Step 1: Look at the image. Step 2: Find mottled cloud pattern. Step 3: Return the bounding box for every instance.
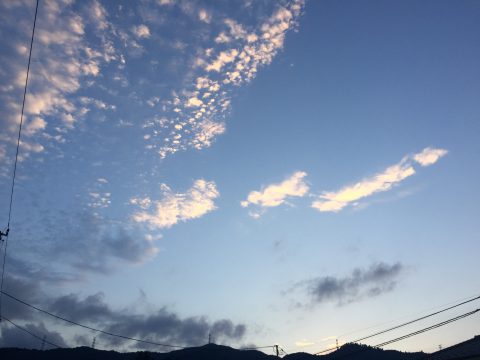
[146,0,305,158]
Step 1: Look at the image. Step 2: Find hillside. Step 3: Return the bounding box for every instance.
[0,342,425,360]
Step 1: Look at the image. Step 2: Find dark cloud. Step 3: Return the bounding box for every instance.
[1,275,44,321]
[18,210,158,274]
[48,293,113,323]
[303,262,404,306]
[46,292,246,350]
[103,310,246,350]
[0,321,67,349]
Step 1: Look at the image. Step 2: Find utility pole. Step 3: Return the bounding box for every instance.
[41,335,46,351]
[208,333,211,344]
[336,339,339,350]
[274,345,279,357]
[92,336,96,349]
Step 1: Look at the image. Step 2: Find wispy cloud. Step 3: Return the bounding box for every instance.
[241,171,309,217]
[312,147,447,213]
[132,179,219,229]
[295,339,316,347]
[297,262,404,306]
[413,147,448,167]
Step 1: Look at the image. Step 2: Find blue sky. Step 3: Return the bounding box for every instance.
[0,0,479,354]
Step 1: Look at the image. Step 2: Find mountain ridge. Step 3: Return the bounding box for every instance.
[0,342,426,360]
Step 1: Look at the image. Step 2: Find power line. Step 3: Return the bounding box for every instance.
[0,315,63,349]
[0,290,186,349]
[352,295,480,343]
[320,309,479,359]
[241,345,276,350]
[0,0,39,322]
[373,309,479,348]
[0,290,283,353]
[314,294,480,355]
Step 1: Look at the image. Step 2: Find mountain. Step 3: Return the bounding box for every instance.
[0,342,425,360]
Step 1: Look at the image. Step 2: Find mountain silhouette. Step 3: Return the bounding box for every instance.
[0,342,425,360]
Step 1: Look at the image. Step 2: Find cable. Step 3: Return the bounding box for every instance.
[1,290,284,352]
[321,309,479,359]
[352,295,480,344]
[0,290,186,349]
[373,309,479,348]
[0,0,39,321]
[0,315,63,349]
[241,345,275,350]
[314,294,480,355]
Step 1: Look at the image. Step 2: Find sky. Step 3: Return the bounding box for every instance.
[0,0,479,355]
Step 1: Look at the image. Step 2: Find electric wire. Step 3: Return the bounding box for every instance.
[0,315,63,349]
[352,295,480,344]
[0,0,39,322]
[320,309,479,359]
[314,294,480,355]
[241,345,275,350]
[0,290,185,349]
[373,309,479,348]
[0,290,283,352]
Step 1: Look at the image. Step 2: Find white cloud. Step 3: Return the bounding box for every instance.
[198,9,211,24]
[186,96,203,107]
[205,49,239,72]
[295,340,315,347]
[133,24,151,38]
[413,147,448,167]
[143,0,305,159]
[132,179,219,229]
[90,0,108,30]
[312,161,415,213]
[242,171,309,212]
[191,119,226,149]
[24,116,47,136]
[312,147,448,213]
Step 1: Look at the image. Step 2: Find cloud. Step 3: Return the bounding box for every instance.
[133,24,151,39]
[46,292,246,350]
[413,147,448,167]
[312,147,447,213]
[295,340,316,347]
[24,116,47,136]
[147,0,305,159]
[241,172,309,216]
[205,49,239,72]
[312,161,415,213]
[104,311,246,349]
[132,179,219,229]
[198,9,211,24]
[0,0,121,160]
[301,262,404,306]
[1,289,246,350]
[0,321,67,349]
[19,210,161,274]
